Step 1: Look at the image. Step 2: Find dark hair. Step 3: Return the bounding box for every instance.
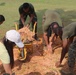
[46,22,59,36]
[0,15,5,22]
[50,22,63,40]
[50,22,59,28]
[2,36,15,68]
[23,3,29,9]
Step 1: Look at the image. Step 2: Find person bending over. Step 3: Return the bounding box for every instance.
[42,10,62,53]
[18,2,38,40]
[0,30,24,75]
[56,22,76,75]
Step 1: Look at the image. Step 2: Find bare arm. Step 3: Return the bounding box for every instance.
[43,32,55,46]
[60,39,68,63]
[55,38,73,67]
[60,37,73,63]
[49,33,55,43]
[28,14,34,24]
[43,32,49,46]
[20,14,25,26]
[55,38,68,67]
[3,64,12,75]
[43,32,56,53]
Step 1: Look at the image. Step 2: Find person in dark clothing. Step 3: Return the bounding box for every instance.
[0,15,5,25]
[18,2,38,40]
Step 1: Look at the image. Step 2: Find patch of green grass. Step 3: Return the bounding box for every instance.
[0,0,76,39]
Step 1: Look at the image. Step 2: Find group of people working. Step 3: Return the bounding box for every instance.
[0,2,76,75]
[43,9,76,75]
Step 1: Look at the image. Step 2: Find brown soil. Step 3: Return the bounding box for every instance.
[0,37,76,75]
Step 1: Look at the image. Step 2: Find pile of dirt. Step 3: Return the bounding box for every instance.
[0,37,76,75]
[18,26,35,42]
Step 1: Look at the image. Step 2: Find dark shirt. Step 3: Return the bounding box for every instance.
[19,3,36,17]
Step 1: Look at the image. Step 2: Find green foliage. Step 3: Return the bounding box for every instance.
[0,0,76,39]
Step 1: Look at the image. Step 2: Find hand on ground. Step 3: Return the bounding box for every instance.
[55,61,61,68]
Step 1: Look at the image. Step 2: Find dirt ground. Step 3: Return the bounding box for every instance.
[0,37,76,75]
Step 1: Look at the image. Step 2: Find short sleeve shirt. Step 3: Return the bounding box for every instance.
[0,42,10,64]
[62,22,76,39]
[42,10,62,32]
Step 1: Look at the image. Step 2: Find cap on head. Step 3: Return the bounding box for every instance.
[6,30,24,48]
[23,3,29,9]
[0,15,5,22]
